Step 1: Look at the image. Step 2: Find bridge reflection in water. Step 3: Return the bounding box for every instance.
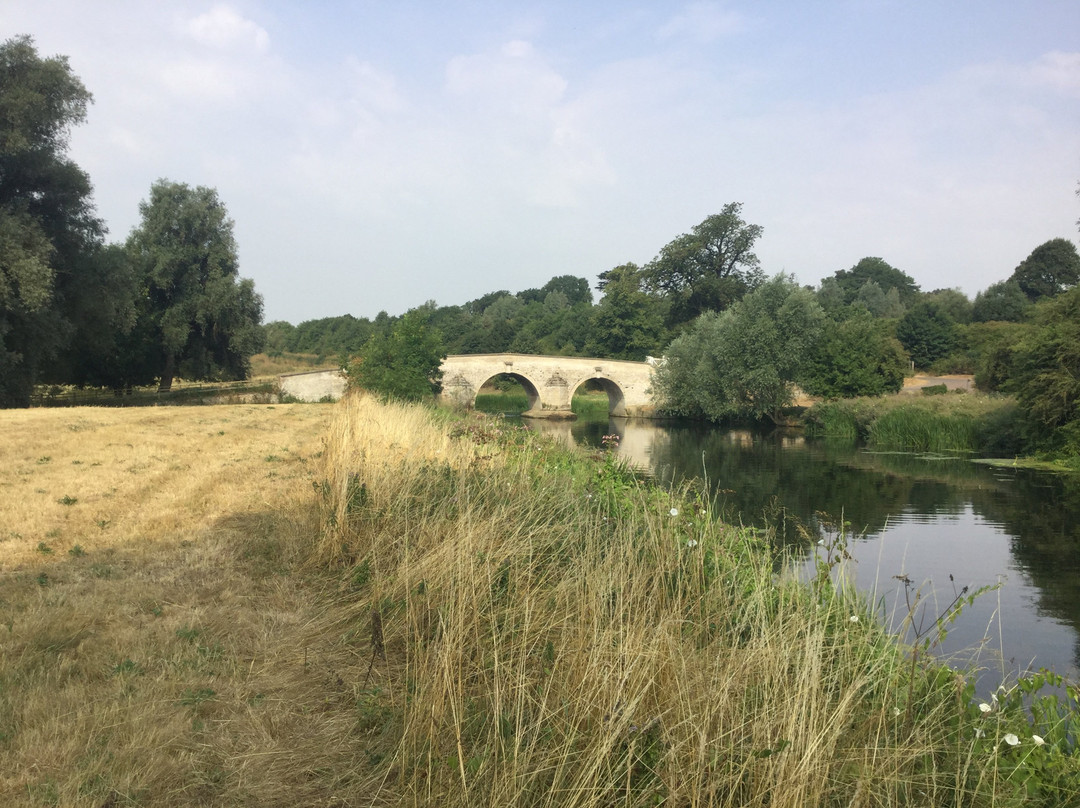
[523,416,673,472]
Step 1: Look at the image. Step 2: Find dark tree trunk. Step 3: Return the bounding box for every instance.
[158,353,176,392]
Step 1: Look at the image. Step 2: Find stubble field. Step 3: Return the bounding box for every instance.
[0,404,351,805]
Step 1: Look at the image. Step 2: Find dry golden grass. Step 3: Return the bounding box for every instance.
[247,352,329,379]
[1,405,327,567]
[0,403,344,805]
[1,395,1075,806]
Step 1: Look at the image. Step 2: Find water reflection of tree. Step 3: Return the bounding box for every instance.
[650,427,920,541]
[546,416,1080,670]
[968,471,1080,669]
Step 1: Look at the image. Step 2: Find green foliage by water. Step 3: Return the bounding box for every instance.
[473,390,529,414]
[896,301,960,369]
[653,274,824,422]
[1007,286,1080,457]
[804,395,1023,454]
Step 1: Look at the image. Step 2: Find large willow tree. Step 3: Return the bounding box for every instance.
[127,180,264,391]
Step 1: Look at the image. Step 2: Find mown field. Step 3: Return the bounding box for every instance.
[2,397,1077,806]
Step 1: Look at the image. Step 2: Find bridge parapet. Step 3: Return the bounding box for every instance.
[439,353,657,418]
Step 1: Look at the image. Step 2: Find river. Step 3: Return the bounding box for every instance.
[523,414,1080,690]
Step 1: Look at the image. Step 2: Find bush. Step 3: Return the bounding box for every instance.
[344,310,445,401]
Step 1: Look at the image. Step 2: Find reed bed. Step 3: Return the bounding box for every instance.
[805,395,1022,455]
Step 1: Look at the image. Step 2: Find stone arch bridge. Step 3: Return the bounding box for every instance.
[439,353,657,418]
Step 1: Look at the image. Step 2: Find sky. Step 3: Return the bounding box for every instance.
[5,1,1080,324]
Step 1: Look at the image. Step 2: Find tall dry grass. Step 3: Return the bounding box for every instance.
[2,396,1074,806]
[312,394,1062,806]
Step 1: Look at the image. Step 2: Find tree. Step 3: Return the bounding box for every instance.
[972,278,1030,323]
[922,288,973,324]
[895,301,959,368]
[0,36,113,405]
[519,275,593,307]
[643,203,765,327]
[967,321,1028,391]
[44,243,143,389]
[800,308,906,399]
[852,280,905,319]
[585,263,668,360]
[826,257,919,306]
[1008,286,1080,451]
[127,180,264,391]
[345,309,445,401]
[1010,238,1080,302]
[651,275,824,423]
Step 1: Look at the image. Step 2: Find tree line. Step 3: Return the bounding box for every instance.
[288,197,1080,458]
[6,33,1080,459]
[0,36,264,407]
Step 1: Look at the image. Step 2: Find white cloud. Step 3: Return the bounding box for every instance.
[183,5,269,53]
[1018,50,1080,96]
[344,57,406,114]
[445,40,568,110]
[657,1,745,43]
[159,57,239,101]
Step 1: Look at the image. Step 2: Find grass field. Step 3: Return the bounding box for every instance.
[2,397,1077,806]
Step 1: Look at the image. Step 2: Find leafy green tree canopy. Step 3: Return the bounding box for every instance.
[345,309,445,401]
[127,180,264,391]
[585,263,668,360]
[0,35,108,405]
[922,288,973,325]
[852,280,905,319]
[652,274,824,423]
[1010,238,1080,302]
[519,275,593,307]
[972,278,1030,323]
[800,308,906,399]
[1008,286,1080,451]
[895,301,959,369]
[826,257,920,306]
[643,203,765,327]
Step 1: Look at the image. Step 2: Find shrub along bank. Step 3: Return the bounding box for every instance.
[313,393,1079,806]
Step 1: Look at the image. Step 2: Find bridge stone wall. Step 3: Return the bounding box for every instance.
[439,353,657,418]
[278,368,347,402]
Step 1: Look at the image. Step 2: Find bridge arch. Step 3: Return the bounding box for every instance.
[568,375,627,418]
[477,371,542,413]
[439,353,657,419]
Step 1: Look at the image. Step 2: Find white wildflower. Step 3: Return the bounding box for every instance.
[848,615,859,623]
[979,703,992,714]
[892,707,901,717]
[686,539,698,549]
[975,728,985,738]
[1003,733,1020,747]
[669,507,679,517]
[1032,734,1045,746]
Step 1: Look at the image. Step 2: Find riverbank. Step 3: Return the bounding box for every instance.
[2,397,1077,805]
[803,392,1028,456]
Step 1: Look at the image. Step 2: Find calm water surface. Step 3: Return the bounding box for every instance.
[526,416,1080,687]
